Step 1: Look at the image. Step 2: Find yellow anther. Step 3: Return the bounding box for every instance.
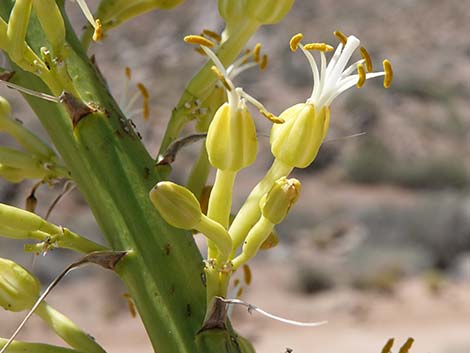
[383,59,393,88]
[125,67,132,80]
[260,109,284,124]
[183,35,214,48]
[92,19,103,42]
[289,33,304,51]
[356,63,366,88]
[243,264,252,285]
[137,83,150,120]
[202,29,221,42]
[236,287,244,298]
[334,30,348,45]
[233,279,240,287]
[260,54,268,70]
[303,43,334,52]
[210,66,232,91]
[253,43,262,63]
[360,47,373,72]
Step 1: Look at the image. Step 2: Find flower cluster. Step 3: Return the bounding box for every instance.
[149,31,393,302]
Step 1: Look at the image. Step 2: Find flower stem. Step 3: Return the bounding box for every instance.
[229,158,293,254]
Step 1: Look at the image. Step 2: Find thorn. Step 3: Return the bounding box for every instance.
[59,92,96,129]
[0,70,15,82]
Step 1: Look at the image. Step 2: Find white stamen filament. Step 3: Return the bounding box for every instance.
[75,0,97,29]
[323,71,385,107]
[228,51,253,74]
[341,59,366,78]
[200,45,240,105]
[201,46,230,85]
[325,42,343,77]
[292,33,387,108]
[324,36,360,91]
[299,44,320,103]
[318,51,327,99]
[229,62,258,79]
[236,87,269,113]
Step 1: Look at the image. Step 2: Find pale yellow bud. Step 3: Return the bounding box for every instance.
[218,0,247,27]
[206,102,258,171]
[260,177,301,224]
[0,257,40,312]
[219,0,294,26]
[244,0,294,24]
[270,103,330,168]
[149,181,202,230]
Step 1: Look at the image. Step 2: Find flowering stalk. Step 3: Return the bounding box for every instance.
[0,1,252,351]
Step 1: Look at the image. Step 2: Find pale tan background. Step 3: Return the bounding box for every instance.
[1,0,469,352]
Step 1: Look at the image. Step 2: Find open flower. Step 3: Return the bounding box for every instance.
[270,31,393,169]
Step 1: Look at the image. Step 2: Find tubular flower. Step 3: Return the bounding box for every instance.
[271,32,393,169]
[183,35,278,172]
[184,35,279,232]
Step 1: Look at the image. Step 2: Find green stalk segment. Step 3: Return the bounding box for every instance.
[0,1,247,351]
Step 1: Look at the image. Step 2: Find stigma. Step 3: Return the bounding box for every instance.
[290,31,393,108]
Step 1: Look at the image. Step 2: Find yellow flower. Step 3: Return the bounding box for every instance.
[270,32,393,168]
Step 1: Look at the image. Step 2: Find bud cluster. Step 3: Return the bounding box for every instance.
[0,97,68,183]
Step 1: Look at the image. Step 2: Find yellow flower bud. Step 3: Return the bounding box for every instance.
[0,202,60,235]
[206,102,258,171]
[219,0,293,26]
[0,257,40,312]
[244,0,294,24]
[270,103,329,168]
[260,177,301,224]
[218,0,246,27]
[149,181,202,230]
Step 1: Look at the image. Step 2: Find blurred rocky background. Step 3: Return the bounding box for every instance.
[1,0,469,352]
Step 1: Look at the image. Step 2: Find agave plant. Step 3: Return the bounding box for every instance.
[0,1,393,352]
